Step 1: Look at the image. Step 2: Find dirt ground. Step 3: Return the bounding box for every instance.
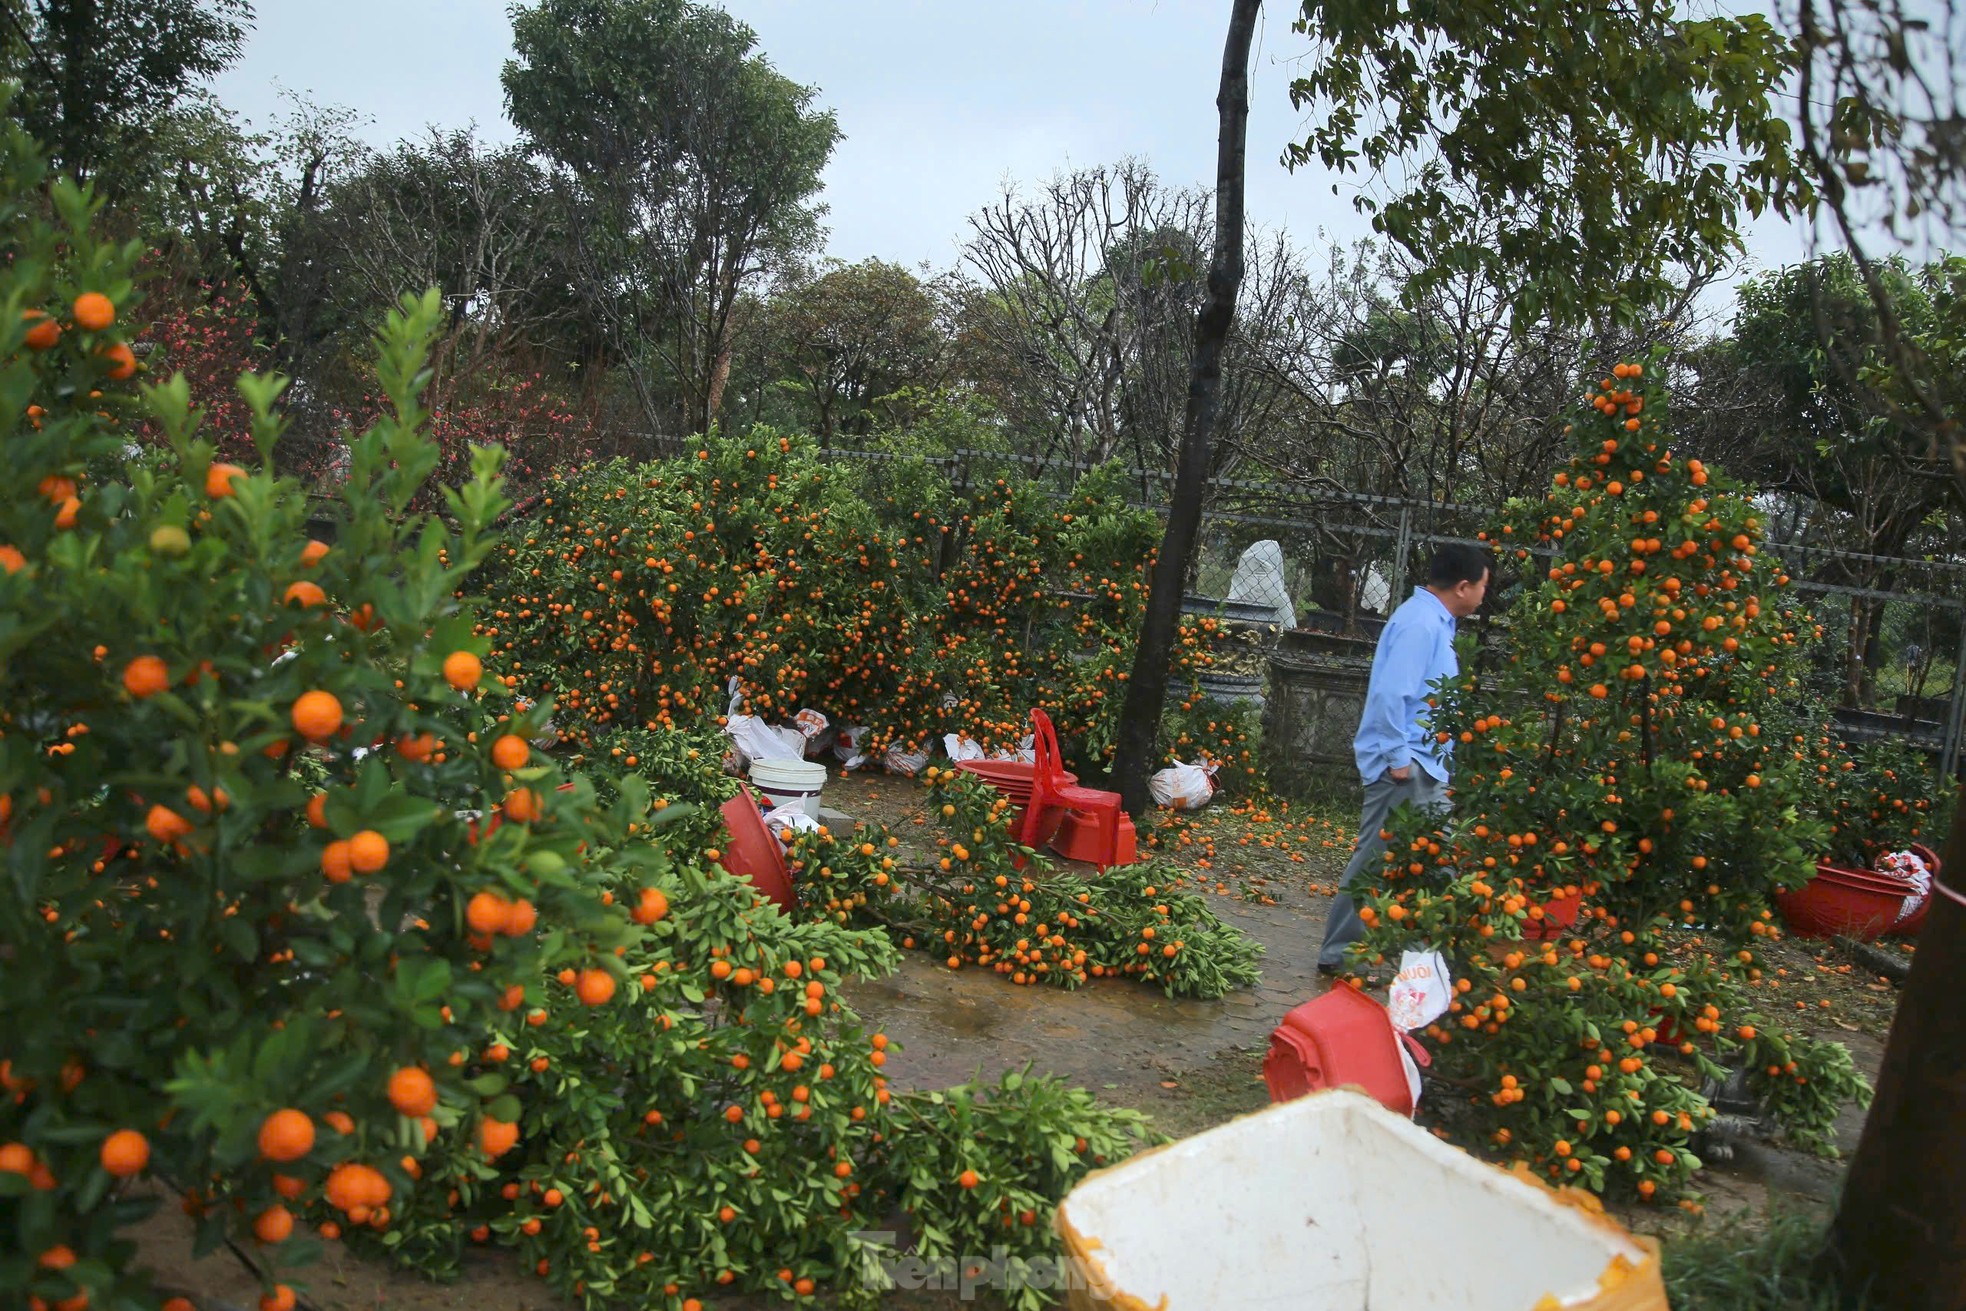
[142,767,1909,1310]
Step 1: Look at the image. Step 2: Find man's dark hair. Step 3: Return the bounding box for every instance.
[1428,543,1490,587]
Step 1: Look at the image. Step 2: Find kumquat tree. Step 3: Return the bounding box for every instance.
[475,449,1258,783]
[1342,356,1871,1203]
[0,114,1164,1311]
[6,0,1949,1299]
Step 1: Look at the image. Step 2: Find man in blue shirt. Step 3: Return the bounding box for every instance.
[1318,544,1490,974]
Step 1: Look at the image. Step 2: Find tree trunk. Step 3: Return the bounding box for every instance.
[702,233,746,431]
[1111,0,1260,814]
[1844,595,1868,707]
[705,336,734,431]
[1819,787,1966,1307]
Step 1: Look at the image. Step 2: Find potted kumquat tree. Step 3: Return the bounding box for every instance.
[1344,355,1869,1203]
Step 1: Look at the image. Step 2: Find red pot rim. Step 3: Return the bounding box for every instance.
[1782,880,1909,910]
[1811,861,1918,893]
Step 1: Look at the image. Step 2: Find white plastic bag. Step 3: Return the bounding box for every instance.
[763,801,821,836]
[883,742,930,777]
[1149,760,1219,811]
[1397,1038,1425,1112]
[988,734,1037,764]
[1386,950,1450,1113]
[797,709,836,760]
[513,696,560,750]
[942,733,986,763]
[1386,950,1452,1033]
[834,725,870,771]
[726,715,805,772]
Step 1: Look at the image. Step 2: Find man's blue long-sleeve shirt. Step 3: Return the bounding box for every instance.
[1353,588,1458,784]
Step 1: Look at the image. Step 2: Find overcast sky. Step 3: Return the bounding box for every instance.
[214,0,1814,304]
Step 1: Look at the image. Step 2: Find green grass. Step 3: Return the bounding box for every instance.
[1661,1209,1867,1311]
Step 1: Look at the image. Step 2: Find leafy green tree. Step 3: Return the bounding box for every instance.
[1286,0,1807,328]
[1684,253,1958,703]
[0,0,252,195]
[503,0,839,441]
[766,259,948,440]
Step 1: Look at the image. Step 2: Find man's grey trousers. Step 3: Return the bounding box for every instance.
[1318,770,1451,970]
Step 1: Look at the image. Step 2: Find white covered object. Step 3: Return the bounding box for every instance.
[748,757,828,820]
[1226,539,1297,629]
[1361,562,1393,614]
[1149,761,1219,811]
[1057,1090,1661,1311]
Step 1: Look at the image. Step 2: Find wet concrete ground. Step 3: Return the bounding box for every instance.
[845,901,1318,1099]
[826,772,1334,1107]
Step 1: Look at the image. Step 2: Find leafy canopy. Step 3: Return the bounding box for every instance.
[0,0,253,192]
[1287,0,1809,328]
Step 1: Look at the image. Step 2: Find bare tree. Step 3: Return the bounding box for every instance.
[956,162,1311,480]
[329,128,570,380]
[1112,0,1262,813]
[957,161,1196,466]
[1788,0,1966,482]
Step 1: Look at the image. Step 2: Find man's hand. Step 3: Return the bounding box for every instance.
[1388,765,1412,783]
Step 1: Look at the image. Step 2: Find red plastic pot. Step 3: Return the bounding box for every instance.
[1265,984,1427,1118]
[716,785,796,913]
[1775,862,1910,942]
[1521,889,1584,942]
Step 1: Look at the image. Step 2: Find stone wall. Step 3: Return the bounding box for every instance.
[1261,631,1376,796]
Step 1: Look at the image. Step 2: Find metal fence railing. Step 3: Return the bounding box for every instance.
[812,446,1966,779]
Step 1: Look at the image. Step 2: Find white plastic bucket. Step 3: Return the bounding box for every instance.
[1056,1089,1664,1310]
[747,757,829,820]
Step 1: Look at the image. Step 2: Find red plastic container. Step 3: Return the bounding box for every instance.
[1775,862,1910,941]
[717,785,797,913]
[1520,889,1584,942]
[1264,984,1427,1118]
[1049,809,1138,869]
[956,758,1076,791]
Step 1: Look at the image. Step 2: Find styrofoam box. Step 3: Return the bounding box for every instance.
[1057,1089,1661,1310]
